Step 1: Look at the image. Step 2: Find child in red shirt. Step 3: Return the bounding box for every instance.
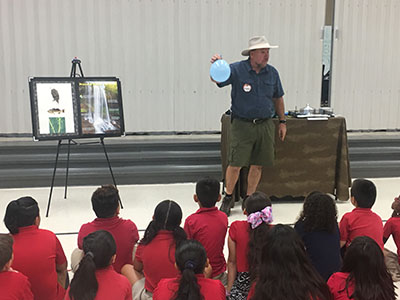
[121,200,187,299]
[153,239,225,300]
[383,195,400,281]
[66,230,132,300]
[0,233,33,300]
[4,196,67,300]
[227,192,273,299]
[328,236,395,300]
[339,179,384,251]
[73,185,139,273]
[184,178,228,283]
[248,225,331,300]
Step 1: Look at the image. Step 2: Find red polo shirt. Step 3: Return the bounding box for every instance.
[339,208,384,249]
[0,269,34,300]
[153,274,225,300]
[384,216,400,263]
[184,206,228,277]
[135,230,180,292]
[229,221,250,272]
[327,272,354,300]
[11,225,67,300]
[78,216,139,273]
[65,265,132,300]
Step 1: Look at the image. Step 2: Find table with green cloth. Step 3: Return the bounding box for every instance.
[220,114,351,201]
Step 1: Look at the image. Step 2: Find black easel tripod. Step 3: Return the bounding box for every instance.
[46,58,122,217]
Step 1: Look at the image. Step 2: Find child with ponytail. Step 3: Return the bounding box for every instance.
[3,196,67,300]
[122,200,187,299]
[227,192,273,299]
[153,239,225,300]
[66,230,132,300]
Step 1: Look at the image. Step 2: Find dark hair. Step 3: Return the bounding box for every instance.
[351,179,377,208]
[4,197,40,234]
[140,200,187,246]
[195,177,220,208]
[250,224,332,300]
[69,230,116,300]
[0,234,13,270]
[91,185,120,218]
[245,192,272,282]
[341,236,396,300]
[299,192,338,233]
[173,240,207,300]
[391,198,400,217]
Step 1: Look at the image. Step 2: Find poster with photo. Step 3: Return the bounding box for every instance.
[35,82,76,135]
[79,81,122,135]
[29,77,124,140]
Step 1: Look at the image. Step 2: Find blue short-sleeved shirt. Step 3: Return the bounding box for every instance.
[218,59,284,119]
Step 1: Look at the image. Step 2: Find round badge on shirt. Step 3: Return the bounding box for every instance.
[243,83,252,93]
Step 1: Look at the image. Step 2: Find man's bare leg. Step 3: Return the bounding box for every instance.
[241,165,263,210]
[225,165,241,194]
[220,165,241,216]
[247,165,263,195]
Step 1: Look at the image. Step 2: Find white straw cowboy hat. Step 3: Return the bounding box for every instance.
[241,36,278,56]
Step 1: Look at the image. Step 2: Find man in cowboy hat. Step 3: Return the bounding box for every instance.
[211,35,287,216]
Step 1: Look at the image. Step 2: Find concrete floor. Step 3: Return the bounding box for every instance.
[0,178,399,294]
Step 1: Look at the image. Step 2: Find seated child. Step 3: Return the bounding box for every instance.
[3,196,68,300]
[227,192,273,299]
[295,191,341,280]
[339,179,384,251]
[184,177,228,283]
[153,239,225,300]
[66,230,132,300]
[383,195,400,281]
[328,236,396,300]
[73,184,139,273]
[0,233,33,300]
[248,224,331,300]
[121,200,187,299]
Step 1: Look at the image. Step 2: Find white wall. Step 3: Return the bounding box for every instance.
[0,0,325,134]
[331,0,400,130]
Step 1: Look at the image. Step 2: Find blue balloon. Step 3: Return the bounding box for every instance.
[210,59,231,82]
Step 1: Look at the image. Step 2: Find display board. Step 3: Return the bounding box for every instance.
[29,77,125,140]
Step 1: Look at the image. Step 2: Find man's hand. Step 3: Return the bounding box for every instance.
[210,54,222,63]
[278,123,287,141]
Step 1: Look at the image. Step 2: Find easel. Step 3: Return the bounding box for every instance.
[46,58,122,217]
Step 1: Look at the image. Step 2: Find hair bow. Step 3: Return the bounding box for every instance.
[247,206,273,229]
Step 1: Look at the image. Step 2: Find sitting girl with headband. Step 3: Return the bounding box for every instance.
[153,239,225,299]
[226,192,273,300]
[66,230,132,300]
[122,200,187,300]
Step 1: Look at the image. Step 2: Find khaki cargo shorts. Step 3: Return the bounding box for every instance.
[228,118,275,167]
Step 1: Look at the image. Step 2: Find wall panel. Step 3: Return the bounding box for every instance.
[331,0,400,130]
[0,0,325,134]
